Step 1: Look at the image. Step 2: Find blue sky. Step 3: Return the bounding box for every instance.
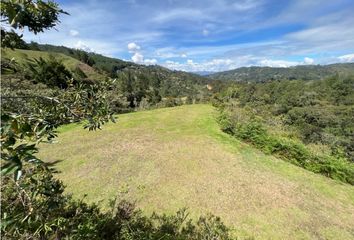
[21,0,354,72]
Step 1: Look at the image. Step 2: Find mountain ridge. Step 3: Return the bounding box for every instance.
[207,63,354,82]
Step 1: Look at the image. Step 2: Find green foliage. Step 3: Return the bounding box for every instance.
[1,76,115,179]
[2,46,211,109]
[73,66,88,80]
[160,97,184,108]
[1,57,20,74]
[31,43,211,103]
[217,107,354,185]
[1,29,29,49]
[26,56,72,88]
[28,41,41,51]
[220,76,354,161]
[216,76,354,185]
[73,49,95,66]
[209,64,354,82]
[1,48,108,82]
[0,0,67,34]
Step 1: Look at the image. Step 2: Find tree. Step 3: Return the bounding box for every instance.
[1,29,29,49]
[28,41,41,50]
[70,49,96,66]
[1,0,67,34]
[1,0,114,210]
[26,56,73,88]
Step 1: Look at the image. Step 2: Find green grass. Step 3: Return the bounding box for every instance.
[1,48,106,80]
[38,104,354,240]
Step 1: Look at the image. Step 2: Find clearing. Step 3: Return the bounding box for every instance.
[38,104,354,239]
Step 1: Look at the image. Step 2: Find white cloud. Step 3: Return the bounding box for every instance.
[232,0,263,11]
[163,57,239,72]
[338,53,354,63]
[144,58,158,65]
[131,52,144,63]
[74,41,94,52]
[155,47,189,59]
[166,60,178,64]
[128,42,157,65]
[162,56,319,72]
[69,29,79,37]
[304,57,314,64]
[202,29,209,36]
[259,59,299,67]
[127,42,141,52]
[152,8,207,23]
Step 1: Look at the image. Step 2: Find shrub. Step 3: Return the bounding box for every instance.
[217,107,354,185]
[26,56,72,89]
[73,66,88,80]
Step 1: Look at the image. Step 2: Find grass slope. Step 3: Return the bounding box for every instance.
[38,104,354,240]
[1,48,106,80]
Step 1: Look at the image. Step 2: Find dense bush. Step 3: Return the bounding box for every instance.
[217,106,354,185]
[216,76,354,162]
[26,56,72,89]
[1,29,29,49]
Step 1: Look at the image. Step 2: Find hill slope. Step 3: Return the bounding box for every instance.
[208,63,354,82]
[39,44,209,93]
[1,48,106,81]
[2,47,210,102]
[38,105,354,240]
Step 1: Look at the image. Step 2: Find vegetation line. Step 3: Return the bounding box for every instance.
[216,108,354,185]
[213,76,354,185]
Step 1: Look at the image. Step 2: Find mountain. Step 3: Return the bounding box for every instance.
[1,45,212,111]
[37,44,209,94]
[193,71,217,76]
[208,63,354,82]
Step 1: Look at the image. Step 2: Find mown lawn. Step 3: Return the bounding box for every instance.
[38,104,354,240]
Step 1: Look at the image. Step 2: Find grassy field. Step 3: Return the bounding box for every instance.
[1,48,105,80]
[38,104,354,239]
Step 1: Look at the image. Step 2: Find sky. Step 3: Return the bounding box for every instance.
[20,0,354,72]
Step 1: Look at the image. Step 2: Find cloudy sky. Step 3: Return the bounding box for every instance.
[21,0,354,72]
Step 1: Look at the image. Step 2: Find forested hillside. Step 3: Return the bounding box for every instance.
[213,75,354,184]
[1,46,211,112]
[208,63,354,82]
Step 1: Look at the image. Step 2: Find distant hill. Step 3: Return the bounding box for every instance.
[1,48,107,81]
[37,44,132,74]
[193,71,217,76]
[35,44,209,95]
[1,44,211,106]
[208,63,354,82]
